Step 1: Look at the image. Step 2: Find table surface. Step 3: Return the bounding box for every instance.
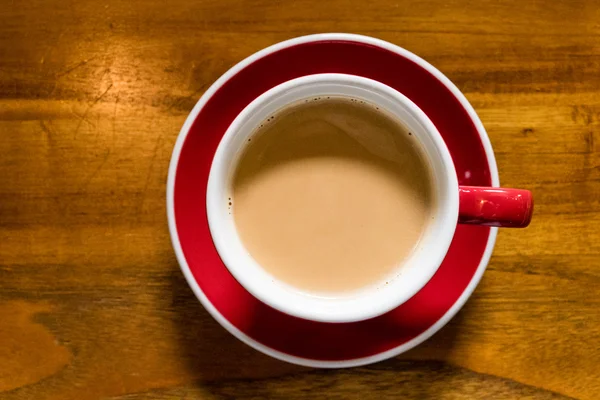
[1,0,599,399]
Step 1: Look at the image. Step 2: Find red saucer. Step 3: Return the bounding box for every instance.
[167,34,499,367]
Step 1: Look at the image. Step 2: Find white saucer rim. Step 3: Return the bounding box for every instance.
[166,33,499,368]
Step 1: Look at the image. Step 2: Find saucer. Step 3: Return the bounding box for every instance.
[167,34,499,368]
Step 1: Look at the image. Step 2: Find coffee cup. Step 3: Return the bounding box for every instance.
[206,73,532,323]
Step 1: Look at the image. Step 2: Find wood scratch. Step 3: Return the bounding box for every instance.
[39,120,61,149]
[39,120,54,140]
[112,91,120,147]
[46,80,58,100]
[73,83,113,139]
[40,30,65,72]
[79,150,111,193]
[137,134,163,219]
[55,55,98,77]
[586,131,595,153]
[70,109,96,130]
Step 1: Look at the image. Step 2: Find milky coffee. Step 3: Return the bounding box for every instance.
[232,97,433,294]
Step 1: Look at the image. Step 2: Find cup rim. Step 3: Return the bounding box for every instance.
[206,73,459,323]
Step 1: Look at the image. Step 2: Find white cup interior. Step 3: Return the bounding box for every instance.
[207,74,459,323]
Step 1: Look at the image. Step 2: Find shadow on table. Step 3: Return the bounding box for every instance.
[168,268,479,399]
[168,269,304,380]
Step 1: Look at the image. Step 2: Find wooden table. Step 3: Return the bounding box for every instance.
[1,0,599,399]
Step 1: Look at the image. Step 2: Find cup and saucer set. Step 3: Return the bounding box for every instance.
[167,34,533,368]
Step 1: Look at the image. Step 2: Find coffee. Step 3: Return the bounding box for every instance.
[231,97,433,294]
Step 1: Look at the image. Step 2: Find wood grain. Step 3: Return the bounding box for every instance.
[1,0,599,399]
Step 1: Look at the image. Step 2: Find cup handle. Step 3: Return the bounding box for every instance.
[458,186,533,228]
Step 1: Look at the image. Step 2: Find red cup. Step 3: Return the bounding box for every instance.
[204,73,533,324]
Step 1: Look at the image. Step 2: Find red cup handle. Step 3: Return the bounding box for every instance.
[458,186,533,228]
